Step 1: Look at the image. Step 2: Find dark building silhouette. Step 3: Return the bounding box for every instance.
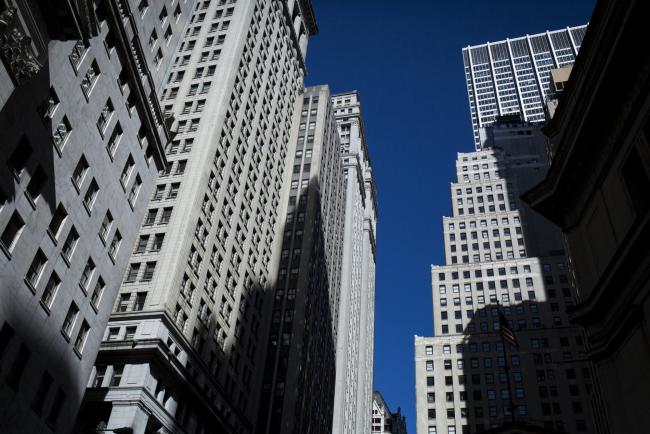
[523,0,650,432]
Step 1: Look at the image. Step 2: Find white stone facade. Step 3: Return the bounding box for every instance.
[0,0,184,432]
[78,1,317,433]
[415,122,597,434]
[331,91,377,434]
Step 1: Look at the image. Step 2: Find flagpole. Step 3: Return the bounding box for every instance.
[497,301,517,423]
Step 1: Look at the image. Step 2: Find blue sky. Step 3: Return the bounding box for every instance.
[304,1,596,432]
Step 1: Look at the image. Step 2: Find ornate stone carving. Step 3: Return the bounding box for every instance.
[0,7,41,83]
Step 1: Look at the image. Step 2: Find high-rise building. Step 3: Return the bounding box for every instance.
[415,118,597,434]
[523,0,650,432]
[0,0,187,432]
[256,84,345,434]
[372,390,408,434]
[76,1,317,433]
[463,25,588,148]
[331,91,378,434]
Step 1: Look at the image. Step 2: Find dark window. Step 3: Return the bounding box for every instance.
[1,211,25,252]
[26,166,48,199]
[31,371,53,414]
[7,136,32,176]
[46,388,66,429]
[0,322,15,361]
[6,343,30,390]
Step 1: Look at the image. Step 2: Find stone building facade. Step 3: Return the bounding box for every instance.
[0,0,184,432]
[76,1,317,433]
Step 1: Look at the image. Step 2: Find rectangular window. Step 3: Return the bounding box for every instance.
[73,321,90,354]
[97,98,114,134]
[110,365,124,386]
[61,303,79,337]
[81,60,100,96]
[128,175,142,206]
[52,116,72,152]
[40,272,60,310]
[79,258,95,291]
[120,155,135,186]
[46,388,66,429]
[108,230,122,259]
[134,292,146,311]
[7,136,33,177]
[31,371,53,415]
[1,211,24,252]
[48,204,68,239]
[83,179,100,211]
[69,40,88,70]
[71,155,89,189]
[99,211,113,241]
[168,183,180,199]
[106,123,123,157]
[160,207,172,224]
[125,264,140,283]
[90,277,105,309]
[25,249,47,289]
[152,233,164,251]
[26,166,48,200]
[5,343,30,390]
[142,262,156,281]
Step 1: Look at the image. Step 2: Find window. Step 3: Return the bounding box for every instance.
[134,292,146,311]
[7,136,33,177]
[90,277,105,309]
[26,166,47,200]
[48,204,68,239]
[40,272,60,310]
[79,258,95,291]
[0,322,15,361]
[108,230,122,259]
[168,183,180,199]
[106,123,123,157]
[120,155,135,186]
[160,207,172,224]
[72,155,89,189]
[129,175,142,206]
[46,388,66,429]
[142,262,156,281]
[125,264,140,282]
[37,87,60,120]
[81,61,100,96]
[25,249,47,289]
[83,179,100,211]
[117,294,130,312]
[5,343,30,390]
[93,366,106,387]
[1,211,24,252]
[74,321,90,354]
[152,234,164,251]
[97,99,114,133]
[31,371,53,414]
[61,303,79,337]
[99,211,113,241]
[110,365,124,386]
[135,235,148,253]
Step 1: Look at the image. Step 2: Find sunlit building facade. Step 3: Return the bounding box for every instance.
[463,25,587,148]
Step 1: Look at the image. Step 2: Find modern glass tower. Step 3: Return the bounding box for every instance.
[463,25,587,148]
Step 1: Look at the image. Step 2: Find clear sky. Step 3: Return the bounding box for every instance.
[304,0,596,432]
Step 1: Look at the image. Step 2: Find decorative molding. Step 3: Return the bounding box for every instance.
[0,6,41,84]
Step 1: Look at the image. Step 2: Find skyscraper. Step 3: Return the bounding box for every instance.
[415,118,597,434]
[463,25,587,148]
[256,84,345,434]
[0,0,188,432]
[77,1,317,433]
[331,91,378,434]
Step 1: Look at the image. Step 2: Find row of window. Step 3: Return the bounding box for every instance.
[0,323,67,429]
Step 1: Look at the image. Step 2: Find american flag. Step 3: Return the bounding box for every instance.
[499,311,519,350]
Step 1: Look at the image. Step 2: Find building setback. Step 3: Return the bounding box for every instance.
[415,119,598,434]
[256,84,345,434]
[331,91,378,434]
[372,390,408,434]
[463,25,587,149]
[76,0,317,433]
[523,0,650,432]
[0,0,185,432]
